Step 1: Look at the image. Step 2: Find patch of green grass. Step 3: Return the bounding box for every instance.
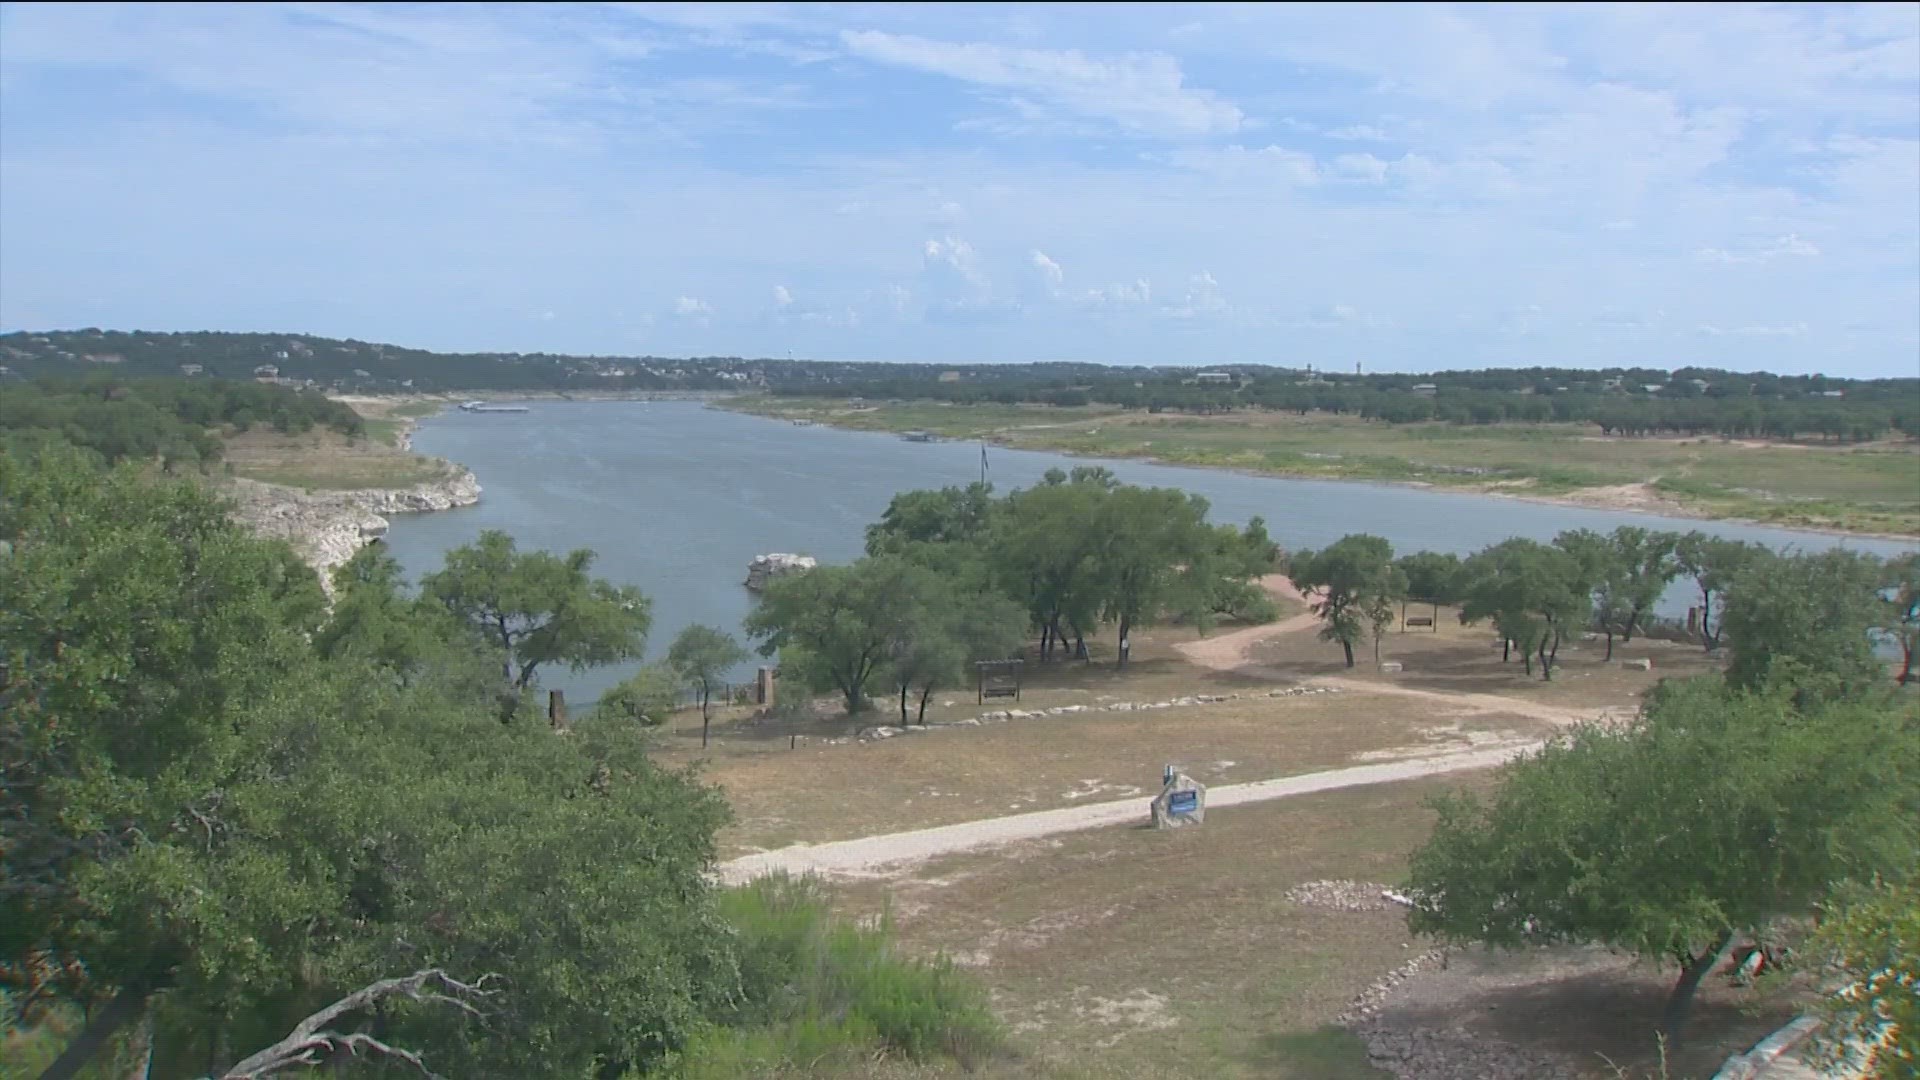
[1251,1028,1392,1078]
[656,875,1005,1079]
[227,455,452,490]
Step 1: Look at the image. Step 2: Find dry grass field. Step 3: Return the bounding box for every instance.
[819,778,1802,1080]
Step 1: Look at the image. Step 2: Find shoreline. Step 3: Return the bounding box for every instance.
[228,397,487,588]
[713,399,1919,544]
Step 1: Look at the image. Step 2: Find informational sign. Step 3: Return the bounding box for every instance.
[1168,789,1199,816]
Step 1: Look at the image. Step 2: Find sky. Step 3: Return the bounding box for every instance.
[1,3,1917,376]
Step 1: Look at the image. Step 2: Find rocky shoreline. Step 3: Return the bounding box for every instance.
[226,466,481,589]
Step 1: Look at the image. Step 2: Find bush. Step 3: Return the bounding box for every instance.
[593,664,681,726]
[655,875,1002,1077]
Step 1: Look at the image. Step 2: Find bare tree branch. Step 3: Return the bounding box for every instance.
[214,969,497,1080]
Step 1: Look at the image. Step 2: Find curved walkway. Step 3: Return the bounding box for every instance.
[718,743,1529,885]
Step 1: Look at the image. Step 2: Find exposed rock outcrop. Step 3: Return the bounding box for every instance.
[744,552,817,590]
[226,466,480,591]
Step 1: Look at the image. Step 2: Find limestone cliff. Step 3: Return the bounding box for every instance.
[227,466,481,591]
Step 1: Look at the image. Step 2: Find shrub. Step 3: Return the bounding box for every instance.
[655,875,1001,1077]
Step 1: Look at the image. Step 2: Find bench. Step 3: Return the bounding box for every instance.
[1404,616,1435,628]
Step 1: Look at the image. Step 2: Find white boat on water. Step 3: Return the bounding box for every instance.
[458,401,531,413]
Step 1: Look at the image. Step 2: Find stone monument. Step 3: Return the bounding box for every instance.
[1150,764,1206,829]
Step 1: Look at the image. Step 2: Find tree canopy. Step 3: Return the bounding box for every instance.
[668,624,751,745]
[421,529,651,691]
[1404,678,1920,1040]
[2,449,739,1079]
[1289,535,1406,668]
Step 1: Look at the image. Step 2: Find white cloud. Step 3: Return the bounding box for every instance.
[1327,124,1390,141]
[1694,234,1822,264]
[840,30,1243,137]
[1030,249,1064,289]
[1084,279,1153,309]
[1161,271,1227,319]
[773,284,793,307]
[1168,144,1319,184]
[1332,153,1390,183]
[673,296,712,317]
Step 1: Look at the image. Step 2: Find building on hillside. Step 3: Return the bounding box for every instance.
[1194,371,1235,385]
[253,364,280,381]
[1821,390,1844,398]
[1411,383,1438,397]
[179,363,203,376]
[938,370,962,383]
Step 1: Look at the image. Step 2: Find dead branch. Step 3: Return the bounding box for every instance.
[215,969,497,1080]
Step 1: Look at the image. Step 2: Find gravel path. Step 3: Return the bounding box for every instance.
[717,743,1530,885]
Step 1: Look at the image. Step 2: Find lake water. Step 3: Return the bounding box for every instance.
[383,401,1916,704]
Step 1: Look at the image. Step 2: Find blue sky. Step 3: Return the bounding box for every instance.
[2,3,1916,375]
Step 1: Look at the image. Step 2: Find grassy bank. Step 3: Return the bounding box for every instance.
[223,397,455,490]
[726,397,1920,537]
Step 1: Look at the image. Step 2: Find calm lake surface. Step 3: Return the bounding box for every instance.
[383,401,1917,704]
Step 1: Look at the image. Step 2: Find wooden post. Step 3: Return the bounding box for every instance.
[756,666,777,709]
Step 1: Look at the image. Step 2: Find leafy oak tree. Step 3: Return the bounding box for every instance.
[421,529,651,692]
[1404,679,1919,1043]
[4,452,739,1079]
[744,556,925,714]
[1721,548,1886,703]
[668,624,750,747]
[1289,535,1406,668]
[882,583,1029,725]
[1458,539,1590,680]
[1674,532,1761,651]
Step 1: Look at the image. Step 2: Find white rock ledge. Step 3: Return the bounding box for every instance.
[226,467,481,591]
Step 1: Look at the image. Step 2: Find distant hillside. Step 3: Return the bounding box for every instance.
[2,328,1914,441]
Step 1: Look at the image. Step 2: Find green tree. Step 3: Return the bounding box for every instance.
[592,664,681,727]
[1721,548,1885,702]
[987,474,1107,660]
[1674,532,1761,651]
[1290,535,1406,668]
[1090,485,1218,667]
[1879,553,1919,685]
[883,584,1029,725]
[1404,679,1919,1042]
[1804,875,1920,1079]
[421,529,651,691]
[668,624,751,747]
[316,545,470,683]
[1609,527,1681,642]
[1555,528,1631,661]
[744,556,922,714]
[3,452,739,1080]
[1458,539,1590,680]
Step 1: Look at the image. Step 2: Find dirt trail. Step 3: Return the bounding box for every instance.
[1174,574,1319,670]
[718,744,1530,885]
[1175,576,1610,727]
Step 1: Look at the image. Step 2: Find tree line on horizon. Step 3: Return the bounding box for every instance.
[5,328,1915,442]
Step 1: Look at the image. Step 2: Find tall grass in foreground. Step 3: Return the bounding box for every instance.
[655,874,1003,1079]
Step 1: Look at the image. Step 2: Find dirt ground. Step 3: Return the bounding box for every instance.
[1355,945,1809,1079]
[814,777,1808,1080]
[672,577,1716,856]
